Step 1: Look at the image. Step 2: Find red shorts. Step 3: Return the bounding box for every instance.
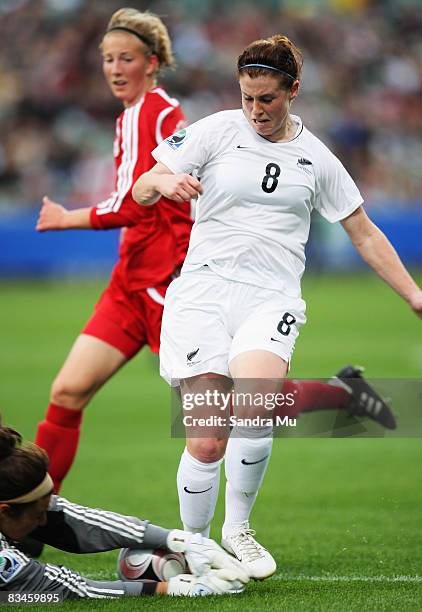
[82,275,171,359]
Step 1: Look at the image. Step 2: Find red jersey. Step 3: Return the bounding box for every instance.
[89,87,192,290]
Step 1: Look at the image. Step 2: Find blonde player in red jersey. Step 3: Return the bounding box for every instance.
[34,8,192,494]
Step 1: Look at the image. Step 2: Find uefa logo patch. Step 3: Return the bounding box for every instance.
[166,129,188,150]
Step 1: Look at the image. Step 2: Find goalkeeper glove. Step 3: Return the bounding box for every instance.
[167,568,245,596]
[167,529,249,583]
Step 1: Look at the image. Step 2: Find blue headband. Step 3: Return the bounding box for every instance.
[239,63,296,81]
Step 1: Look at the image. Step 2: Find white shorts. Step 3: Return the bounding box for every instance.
[160,268,306,386]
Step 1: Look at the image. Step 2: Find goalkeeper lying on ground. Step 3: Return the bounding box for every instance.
[0,422,248,598]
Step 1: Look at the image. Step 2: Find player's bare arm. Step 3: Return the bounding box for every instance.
[36,196,92,231]
[341,206,422,318]
[132,161,202,206]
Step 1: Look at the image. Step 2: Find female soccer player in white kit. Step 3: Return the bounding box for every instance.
[133,35,422,579]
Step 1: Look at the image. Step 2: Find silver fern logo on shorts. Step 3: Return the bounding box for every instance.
[186,348,200,366]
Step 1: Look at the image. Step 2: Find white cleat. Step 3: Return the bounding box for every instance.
[221,524,276,580]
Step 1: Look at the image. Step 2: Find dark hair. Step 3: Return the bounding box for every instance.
[0,424,49,510]
[238,35,303,90]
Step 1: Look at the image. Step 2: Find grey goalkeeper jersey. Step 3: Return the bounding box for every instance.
[0,496,170,599]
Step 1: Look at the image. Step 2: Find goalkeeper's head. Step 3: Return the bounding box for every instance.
[0,420,53,541]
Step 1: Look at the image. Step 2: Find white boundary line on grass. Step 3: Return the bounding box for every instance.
[89,570,422,584]
[273,574,422,583]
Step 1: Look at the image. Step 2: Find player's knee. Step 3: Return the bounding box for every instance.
[50,377,92,411]
[188,438,226,463]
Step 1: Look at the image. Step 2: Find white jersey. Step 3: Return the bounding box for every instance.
[152,109,363,297]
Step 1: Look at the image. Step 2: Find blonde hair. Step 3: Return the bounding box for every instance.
[104,8,174,72]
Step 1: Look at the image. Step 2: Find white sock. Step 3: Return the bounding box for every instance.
[222,426,273,539]
[177,447,222,537]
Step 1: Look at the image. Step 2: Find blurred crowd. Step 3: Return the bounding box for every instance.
[1,0,422,210]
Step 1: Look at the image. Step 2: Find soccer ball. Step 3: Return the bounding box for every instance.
[117,548,188,582]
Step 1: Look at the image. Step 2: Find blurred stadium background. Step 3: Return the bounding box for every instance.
[0,0,422,275]
[1,1,422,609]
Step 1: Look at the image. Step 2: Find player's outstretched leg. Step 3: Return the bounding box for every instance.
[35,334,128,492]
[271,371,396,430]
[332,365,397,430]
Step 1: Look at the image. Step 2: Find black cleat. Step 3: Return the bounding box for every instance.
[333,365,397,430]
[14,536,44,558]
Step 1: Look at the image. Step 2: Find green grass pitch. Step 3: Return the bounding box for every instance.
[1,273,422,611]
